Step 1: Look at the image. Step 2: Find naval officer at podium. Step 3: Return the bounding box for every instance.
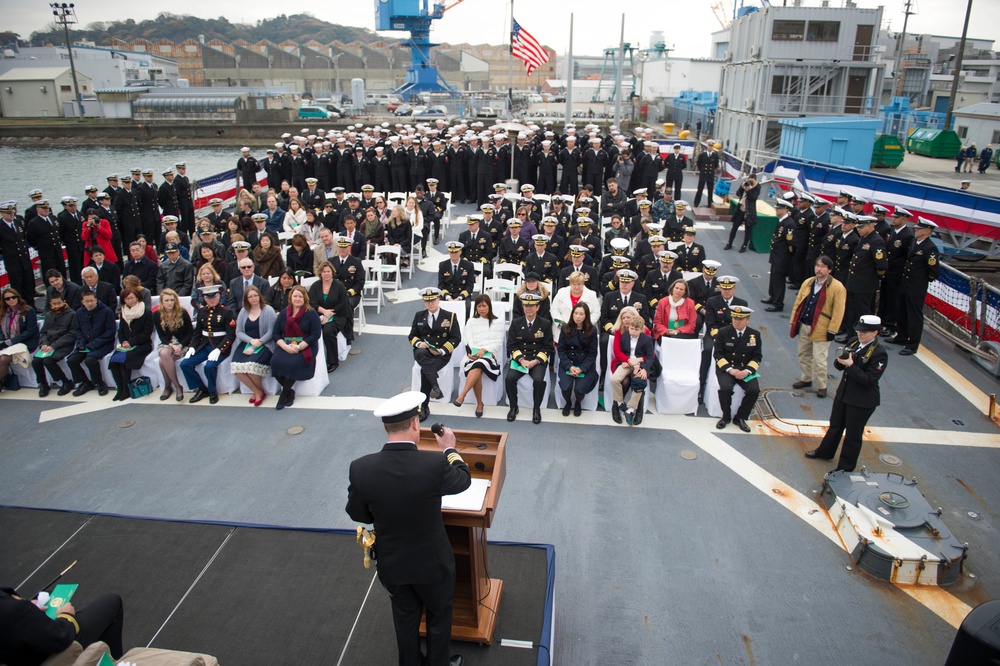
[347,391,471,666]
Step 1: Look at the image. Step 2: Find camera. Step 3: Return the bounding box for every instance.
[837,346,850,360]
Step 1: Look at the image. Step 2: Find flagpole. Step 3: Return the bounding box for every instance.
[613,13,625,128]
[508,0,514,122]
[565,13,573,126]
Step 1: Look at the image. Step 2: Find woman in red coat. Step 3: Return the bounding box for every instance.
[82,209,117,264]
[652,279,697,340]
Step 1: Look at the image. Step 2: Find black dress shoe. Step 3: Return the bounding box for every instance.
[506,406,518,422]
[38,383,50,398]
[804,449,833,460]
[72,382,93,397]
[189,388,208,404]
[724,243,733,250]
[532,408,542,424]
[760,298,773,304]
[57,382,74,396]
[899,348,917,356]
[418,405,429,422]
[886,335,907,345]
[716,418,729,429]
[611,401,622,423]
[765,305,783,312]
[96,382,109,396]
[562,401,572,417]
[327,363,339,373]
[429,384,444,400]
[450,655,464,666]
[734,418,752,433]
[284,389,295,408]
[738,246,747,253]
[209,392,219,405]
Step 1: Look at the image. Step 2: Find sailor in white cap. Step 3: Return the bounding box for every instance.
[0,199,35,298]
[713,305,761,432]
[806,314,888,472]
[345,390,469,666]
[560,134,581,195]
[698,274,747,402]
[504,292,554,424]
[408,287,461,420]
[438,242,474,301]
[892,217,940,355]
[237,146,259,193]
[663,142,686,200]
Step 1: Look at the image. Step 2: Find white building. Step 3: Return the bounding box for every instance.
[952,102,1000,150]
[712,4,885,162]
[0,66,93,118]
[0,45,178,89]
[638,57,724,100]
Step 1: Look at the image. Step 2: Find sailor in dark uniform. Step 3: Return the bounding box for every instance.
[693,142,720,208]
[237,147,260,193]
[525,235,559,286]
[880,207,915,336]
[762,199,797,312]
[206,198,231,233]
[57,196,85,285]
[674,226,707,272]
[599,237,632,277]
[601,268,649,333]
[641,250,683,310]
[558,135,581,195]
[174,163,196,235]
[891,218,940,356]
[687,259,721,308]
[25,199,66,281]
[567,216,601,265]
[137,169,160,244]
[713,305,761,432]
[837,215,887,342]
[346,391,470,666]
[557,245,599,292]
[103,174,121,203]
[24,188,45,223]
[788,191,812,288]
[157,168,181,232]
[437,242,475,301]
[409,288,461,421]
[599,256,631,298]
[302,177,326,210]
[831,212,859,288]
[457,215,495,279]
[664,143,687,200]
[806,315,888,472]
[180,284,236,404]
[505,292,553,424]
[497,219,529,265]
[0,200,35,300]
[805,196,831,269]
[701,276,748,404]
[81,185,101,216]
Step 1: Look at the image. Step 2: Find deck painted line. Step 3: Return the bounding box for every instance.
[916,344,993,417]
[37,398,134,423]
[335,572,380,666]
[356,323,412,336]
[17,515,95,592]
[674,420,972,630]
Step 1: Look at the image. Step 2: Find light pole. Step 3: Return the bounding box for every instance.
[234,54,241,87]
[50,2,83,118]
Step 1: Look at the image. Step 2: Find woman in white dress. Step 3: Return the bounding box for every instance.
[453,294,504,417]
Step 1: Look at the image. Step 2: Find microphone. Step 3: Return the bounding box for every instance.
[431,422,445,437]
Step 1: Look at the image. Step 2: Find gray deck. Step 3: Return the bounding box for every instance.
[3,194,998,665]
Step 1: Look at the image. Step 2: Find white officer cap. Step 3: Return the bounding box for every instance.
[374,390,426,424]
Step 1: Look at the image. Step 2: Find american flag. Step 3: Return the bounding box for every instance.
[511,18,549,76]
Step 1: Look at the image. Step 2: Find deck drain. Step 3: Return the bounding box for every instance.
[679,450,698,460]
[967,511,981,521]
[951,419,966,427]
[118,420,135,428]
[748,274,761,279]
[349,348,362,356]
[287,426,305,435]
[878,454,902,466]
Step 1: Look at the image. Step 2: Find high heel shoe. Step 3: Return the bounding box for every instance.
[452,398,464,408]
[475,405,484,418]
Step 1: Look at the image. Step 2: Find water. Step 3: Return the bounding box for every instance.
[0,145,245,203]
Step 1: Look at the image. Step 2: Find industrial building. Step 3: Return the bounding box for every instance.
[0,66,94,118]
[0,45,179,89]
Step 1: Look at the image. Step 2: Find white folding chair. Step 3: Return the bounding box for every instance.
[465,323,506,407]
[655,337,701,415]
[388,192,406,206]
[442,191,453,231]
[268,276,279,287]
[705,366,747,419]
[375,245,402,292]
[354,301,366,335]
[514,366,552,410]
[361,259,384,314]
[471,261,485,295]
[408,227,422,279]
[494,262,524,287]
[552,349,600,412]
[484,278,518,305]
[300,276,320,290]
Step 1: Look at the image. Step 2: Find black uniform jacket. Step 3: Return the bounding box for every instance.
[833,339,887,408]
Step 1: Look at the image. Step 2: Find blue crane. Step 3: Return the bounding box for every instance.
[374,0,459,99]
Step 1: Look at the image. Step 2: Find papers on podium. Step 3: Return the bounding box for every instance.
[442,477,491,512]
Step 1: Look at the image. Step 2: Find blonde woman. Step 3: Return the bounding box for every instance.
[153,288,193,401]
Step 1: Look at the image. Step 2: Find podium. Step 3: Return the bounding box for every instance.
[417,427,507,644]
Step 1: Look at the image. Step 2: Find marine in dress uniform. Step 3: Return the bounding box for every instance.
[837,216,887,342]
[674,226,707,272]
[700,276,748,402]
[524,235,560,286]
[892,218,940,356]
[180,284,236,404]
[25,199,66,281]
[763,200,797,311]
[505,292,553,424]
[0,200,35,300]
[437,242,475,301]
[713,305,761,432]
[345,392,470,666]
[409,288,462,420]
[805,315,888,472]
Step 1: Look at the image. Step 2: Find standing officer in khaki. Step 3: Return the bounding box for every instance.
[789,255,846,398]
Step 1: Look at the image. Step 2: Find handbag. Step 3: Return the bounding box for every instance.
[127,376,153,399]
[2,372,21,391]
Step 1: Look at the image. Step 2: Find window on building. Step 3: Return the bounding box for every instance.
[957,126,968,139]
[772,20,805,41]
[185,45,198,53]
[770,75,802,95]
[60,85,72,92]
[160,45,171,53]
[807,21,840,42]
[992,130,1000,145]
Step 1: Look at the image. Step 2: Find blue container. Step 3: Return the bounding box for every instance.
[778,117,882,171]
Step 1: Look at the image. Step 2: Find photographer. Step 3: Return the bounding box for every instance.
[805,315,888,473]
[613,150,634,194]
[81,210,116,266]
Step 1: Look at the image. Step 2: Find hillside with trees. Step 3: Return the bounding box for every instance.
[18,13,388,47]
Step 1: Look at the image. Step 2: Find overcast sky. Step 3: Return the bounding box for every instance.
[4,0,997,59]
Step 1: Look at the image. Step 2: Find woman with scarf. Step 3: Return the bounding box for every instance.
[652,279,697,341]
[361,205,385,257]
[271,285,321,410]
[253,231,286,280]
[0,287,40,389]
[108,286,153,401]
[153,287,193,402]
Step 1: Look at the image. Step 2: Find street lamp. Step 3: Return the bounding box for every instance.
[50,2,83,118]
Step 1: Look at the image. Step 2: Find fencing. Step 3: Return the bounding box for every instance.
[925,262,1000,361]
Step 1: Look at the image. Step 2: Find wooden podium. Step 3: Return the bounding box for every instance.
[417,427,507,644]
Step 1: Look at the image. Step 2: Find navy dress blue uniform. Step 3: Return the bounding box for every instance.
[504,302,554,421]
[437,257,475,300]
[0,208,35,301]
[765,211,796,309]
[700,291,749,396]
[713,314,762,429]
[895,236,940,353]
[842,226,887,338]
[880,223,914,330]
[674,241,707,273]
[26,209,66,281]
[346,406,471,666]
[811,334,888,471]
[409,296,461,416]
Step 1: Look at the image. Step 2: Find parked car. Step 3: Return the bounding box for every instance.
[414,104,449,119]
[394,104,413,116]
[477,107,498,118]
[298,105,332,119]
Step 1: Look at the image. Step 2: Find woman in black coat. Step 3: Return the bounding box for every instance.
[108,287,154,401]
[285,234,314,274]
[271,285,322,410]
[557,302,599,416]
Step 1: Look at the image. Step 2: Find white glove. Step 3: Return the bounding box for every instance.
[207,349,221,362]
[183,347,195,359]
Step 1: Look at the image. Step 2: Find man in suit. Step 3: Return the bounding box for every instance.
[346,391,470,666]
[713,305,762,432]
[65,288,117,396]
[805,315,888,472]
[88,246,121,292]
[891,218,941,356]
[80,266,118,312]
[0,200,35,301]
[408,288,461,421]
[505,293,553,424]
[437,242,475,301]
[25,199,66,281]
[122,241,158,293]
[790,256,846,399]
[228,258,273,313]
[312,227,338,274]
